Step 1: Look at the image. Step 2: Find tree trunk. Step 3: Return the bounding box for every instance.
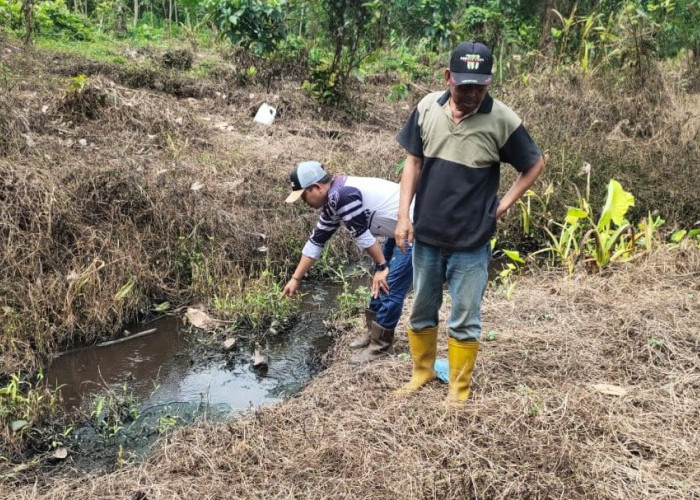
[168,0,173,37]
[133,0,139,27]
[116,1,125,35]
[22,0,33,45]
[538,0,557,56]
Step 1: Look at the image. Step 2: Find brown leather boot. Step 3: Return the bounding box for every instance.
[349,321,395,364]
[349,308,376,349]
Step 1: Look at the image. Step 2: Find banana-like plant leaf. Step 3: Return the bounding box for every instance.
[565,207,588,225]
[598,179,634,230]
[503,249,526,264]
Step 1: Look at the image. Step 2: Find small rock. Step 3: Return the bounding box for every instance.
[222,338,236,351]
[186,307,219,330]
[251,348,269,368]
[268,320,281,336]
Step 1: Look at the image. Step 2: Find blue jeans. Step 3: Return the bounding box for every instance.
[409,240,490,341]
[369,238,413,329]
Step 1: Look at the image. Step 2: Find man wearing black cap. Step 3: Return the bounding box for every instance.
[394,41,544,403]
[280,161,414,364]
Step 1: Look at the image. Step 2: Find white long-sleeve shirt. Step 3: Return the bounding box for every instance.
[302,175,412,260]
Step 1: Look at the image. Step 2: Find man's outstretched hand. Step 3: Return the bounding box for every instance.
[280,279,300,299]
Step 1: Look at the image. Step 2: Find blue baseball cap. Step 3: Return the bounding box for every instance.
[285,161,327,203]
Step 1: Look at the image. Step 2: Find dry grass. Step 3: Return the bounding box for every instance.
[505,65,700,226]
[0,43,405,375]
[3,37,700,375]
[2,36,700,497]
[9,245,699,499]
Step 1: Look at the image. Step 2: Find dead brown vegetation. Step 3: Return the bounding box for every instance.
[10,245,699,499]
[1,33,700,498]
[0,92,32,155]
[505,63,700,227]
[0,44,403,376]
[2,35,700,373]
[2,35,699,375]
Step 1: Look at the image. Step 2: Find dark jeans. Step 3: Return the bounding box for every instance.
[369,238,413,329]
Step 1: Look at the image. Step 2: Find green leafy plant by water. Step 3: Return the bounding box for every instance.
[326,264,369,320]
[0,371,69,461]
[88,382,140,440]
[335,284,370,320]
[214,269,299,330]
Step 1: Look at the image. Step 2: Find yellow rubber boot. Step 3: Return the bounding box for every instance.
[395,326,438,396]
[447,337,479,403]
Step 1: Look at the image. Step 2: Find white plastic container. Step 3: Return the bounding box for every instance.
[253,103,277,125]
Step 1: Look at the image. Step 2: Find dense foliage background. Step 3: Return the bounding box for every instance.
[3,0,700,93]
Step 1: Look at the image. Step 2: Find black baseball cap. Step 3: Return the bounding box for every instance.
[449,41,493,86]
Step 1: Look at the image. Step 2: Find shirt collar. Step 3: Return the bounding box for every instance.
[437,90,494,114]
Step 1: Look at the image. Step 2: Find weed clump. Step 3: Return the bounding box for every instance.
[161,49,194,71]
[0,372,68,465]
[57,74,117,121]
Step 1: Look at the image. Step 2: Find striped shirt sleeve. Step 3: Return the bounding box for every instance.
[301,185,376,259]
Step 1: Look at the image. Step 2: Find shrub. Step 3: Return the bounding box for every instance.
[204,0,285,54]
[33,0,93,40]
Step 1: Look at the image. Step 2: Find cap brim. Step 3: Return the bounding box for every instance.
[285,189,304,203]
[450,73,493,86]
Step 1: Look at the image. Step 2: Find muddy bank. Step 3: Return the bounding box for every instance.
[9,246,699,499]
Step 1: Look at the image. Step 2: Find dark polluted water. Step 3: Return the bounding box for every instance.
[44,280,363,466]
[47,284,349,412]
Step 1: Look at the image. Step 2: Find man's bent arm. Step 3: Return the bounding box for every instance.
[496,157,544,219]
[395,154,422,252]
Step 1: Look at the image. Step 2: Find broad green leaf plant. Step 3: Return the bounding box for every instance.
[533,178,637,273]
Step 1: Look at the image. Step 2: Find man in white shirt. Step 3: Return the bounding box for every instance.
[281,161,413,364]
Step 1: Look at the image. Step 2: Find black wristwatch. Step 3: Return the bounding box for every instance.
[374,262,389,272]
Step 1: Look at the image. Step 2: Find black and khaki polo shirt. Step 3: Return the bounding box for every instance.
[397,90,541,250]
